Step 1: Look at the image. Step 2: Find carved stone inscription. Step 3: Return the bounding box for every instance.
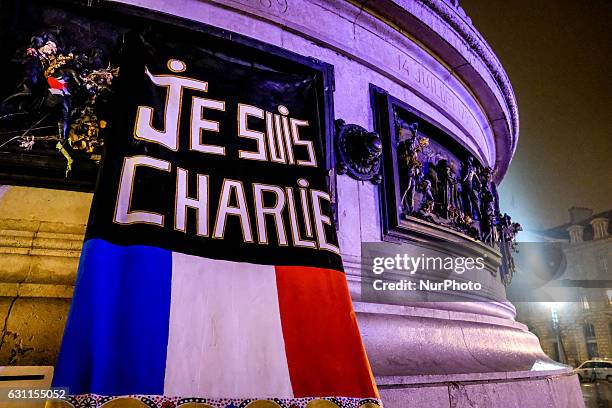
[209,0,488,152]
[217,0,289,15]
[397,53,481,143]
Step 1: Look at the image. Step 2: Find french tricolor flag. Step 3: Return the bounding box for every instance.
[50,24,380,408]
[53,240,379,405]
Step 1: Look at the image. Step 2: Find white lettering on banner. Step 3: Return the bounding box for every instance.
[175,167,209,237]
[114,161,337,254]
[114,155,171,226]
[238,104,267,161]
[134,67,209,151]
[134,60,317,166]
[114,60,336,252]
[190,97,226,155]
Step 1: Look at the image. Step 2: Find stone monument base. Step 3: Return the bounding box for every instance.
[377,371,582,407]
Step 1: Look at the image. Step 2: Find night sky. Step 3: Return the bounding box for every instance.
[461,0,612,230]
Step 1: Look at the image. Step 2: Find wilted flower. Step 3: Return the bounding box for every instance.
[38,40,57,57]
[12,30,119,174]
[19,136,35,150]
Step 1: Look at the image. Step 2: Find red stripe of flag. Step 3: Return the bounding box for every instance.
[275,265,379,398]
[47,76,67,90]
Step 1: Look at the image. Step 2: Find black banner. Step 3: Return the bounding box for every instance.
[87,20,341,270]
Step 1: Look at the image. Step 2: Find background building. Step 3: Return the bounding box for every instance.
[516,208,612,367]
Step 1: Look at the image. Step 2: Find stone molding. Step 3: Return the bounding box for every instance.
[354,301,524,331]
[374,370,583,408]
[0,219,83,299]
[356,304,552,377]
[375,367,573,387]
[590,217,610,239]
[419,0,518,140]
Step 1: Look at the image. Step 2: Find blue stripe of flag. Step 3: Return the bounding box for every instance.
[52,238,172,396]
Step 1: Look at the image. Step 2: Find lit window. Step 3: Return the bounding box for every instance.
[551,308,559,332]
[582,296,590,310]
[584,322,598,358]
[600,256,609,274]
[587,341,599,359]
[584,323,596,339]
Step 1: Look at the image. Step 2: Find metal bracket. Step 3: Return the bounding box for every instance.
[334,119,382,184]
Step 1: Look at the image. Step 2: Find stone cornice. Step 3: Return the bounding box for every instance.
[0,219,83,298]
[421,0,518,140]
